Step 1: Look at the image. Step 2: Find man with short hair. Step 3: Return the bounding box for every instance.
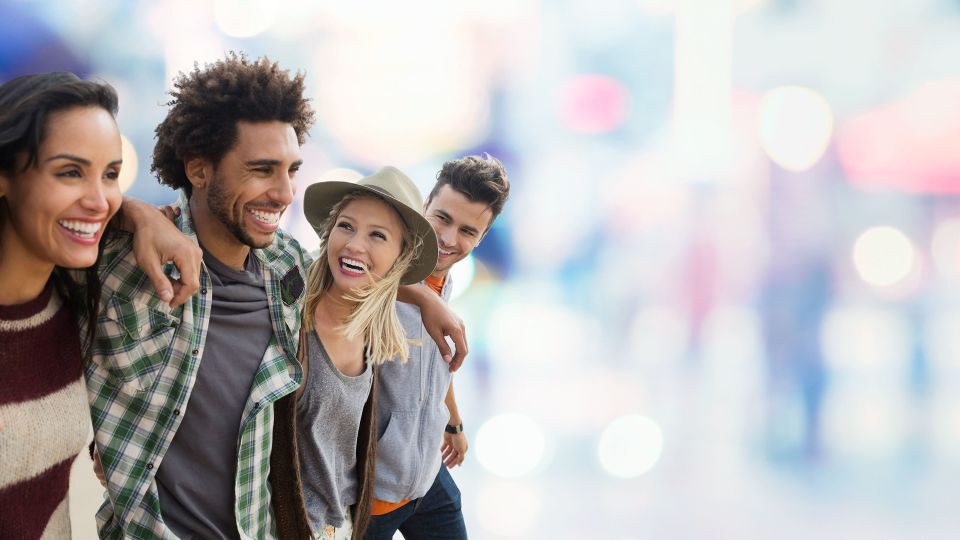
[367,154,510,539]
[85,54,464,540]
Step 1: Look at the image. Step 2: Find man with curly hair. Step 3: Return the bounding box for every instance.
[85,53,464,540]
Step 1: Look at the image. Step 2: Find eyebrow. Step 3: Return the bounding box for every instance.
[44,154,92,166]
[43,154,123,168]
[245,159,304,168]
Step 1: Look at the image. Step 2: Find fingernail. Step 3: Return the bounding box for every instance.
[174,208,181,216]
[160,289,173,301]
[443,355,452,364]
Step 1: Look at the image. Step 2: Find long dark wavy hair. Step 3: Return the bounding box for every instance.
[0,72,119,343]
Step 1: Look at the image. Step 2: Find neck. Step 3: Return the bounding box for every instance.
[190,195,250,269]
[0,229,55,305]
[430,268,449,281]
[314,290,357,329]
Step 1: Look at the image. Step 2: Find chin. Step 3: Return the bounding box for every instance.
[56,253,99,270]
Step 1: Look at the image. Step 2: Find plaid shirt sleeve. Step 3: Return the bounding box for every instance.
[85,196,309,540]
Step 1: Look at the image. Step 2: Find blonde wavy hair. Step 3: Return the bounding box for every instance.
[302,191,422,365]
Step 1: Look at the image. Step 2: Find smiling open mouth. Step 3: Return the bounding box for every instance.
[58,219,102,239]
[340,257,368,273]
[247,207,282,225]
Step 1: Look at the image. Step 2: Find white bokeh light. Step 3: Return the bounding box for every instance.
[118,135,138,194]
[476,482,542,537]
[758,86,834,171]
[852,226,915,288]
[597,415,664,478]
[214,0,277,38]
[476,413,546,478]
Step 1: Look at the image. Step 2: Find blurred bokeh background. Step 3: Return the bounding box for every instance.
[4,0,960,538]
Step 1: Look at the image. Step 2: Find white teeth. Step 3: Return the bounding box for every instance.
[440,249,453,256]
[59,220,101,238]
[248,208,281,224]
[341,257,367,272]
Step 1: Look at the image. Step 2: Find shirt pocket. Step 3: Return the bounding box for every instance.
[376,410,420,492]
[94,295,179,393]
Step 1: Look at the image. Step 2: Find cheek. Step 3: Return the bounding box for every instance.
[385,240,403,267]
[106,185,123,218]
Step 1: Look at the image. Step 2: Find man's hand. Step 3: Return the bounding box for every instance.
[121,198,202,308]
[441,431,468,468]
[398,284,469,371]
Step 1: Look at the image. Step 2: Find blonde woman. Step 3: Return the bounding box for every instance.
[270,166,438,540]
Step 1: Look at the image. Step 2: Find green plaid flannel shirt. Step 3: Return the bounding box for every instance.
[82,193,310,539]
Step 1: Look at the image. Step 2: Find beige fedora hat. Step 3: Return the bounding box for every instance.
[303,166,439,285]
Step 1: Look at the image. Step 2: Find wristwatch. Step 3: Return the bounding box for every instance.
[445,422,464,434]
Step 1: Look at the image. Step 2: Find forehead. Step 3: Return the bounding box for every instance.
[40,106,120,155]
[340,196,405,232]
[427,184,494,230]
[230,120,300,160]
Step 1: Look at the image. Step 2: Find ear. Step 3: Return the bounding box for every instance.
[184,158,212,190]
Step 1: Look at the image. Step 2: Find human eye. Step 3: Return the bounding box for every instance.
[104,167,121,181]
[371,231,387,240]
[57,167,82,179]
[336,221,353,231]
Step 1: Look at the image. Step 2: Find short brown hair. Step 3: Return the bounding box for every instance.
[151,52,315,196]
[427,153,510,229]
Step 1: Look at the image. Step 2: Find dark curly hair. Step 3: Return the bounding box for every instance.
[428,153,511,230]
[151,52,316,196]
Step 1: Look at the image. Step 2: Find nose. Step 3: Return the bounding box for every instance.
[81,179,110,214]
[438,225,456,248]
[270,172,295,206]
[344,233,369,254]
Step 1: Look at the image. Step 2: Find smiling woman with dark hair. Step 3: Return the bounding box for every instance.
[0,71,123,539]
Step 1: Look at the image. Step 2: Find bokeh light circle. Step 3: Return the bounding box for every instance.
[758,86,834,171]
[476,413,546,477]
[598,415,664,478]
[852,226,916,288]
[561,75,630,134]
[118,135,138,194]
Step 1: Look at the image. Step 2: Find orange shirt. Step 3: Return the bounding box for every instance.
[372,276,446,516]
[424,274,445,296]
[371,498,411,516]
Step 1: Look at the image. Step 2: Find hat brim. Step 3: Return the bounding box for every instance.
[303,181,439,285]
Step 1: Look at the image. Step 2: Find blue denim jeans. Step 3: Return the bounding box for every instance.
[364,465,467,539]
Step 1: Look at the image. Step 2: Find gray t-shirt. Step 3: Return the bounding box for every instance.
[297,330,373,529]
[156,248,272,540]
